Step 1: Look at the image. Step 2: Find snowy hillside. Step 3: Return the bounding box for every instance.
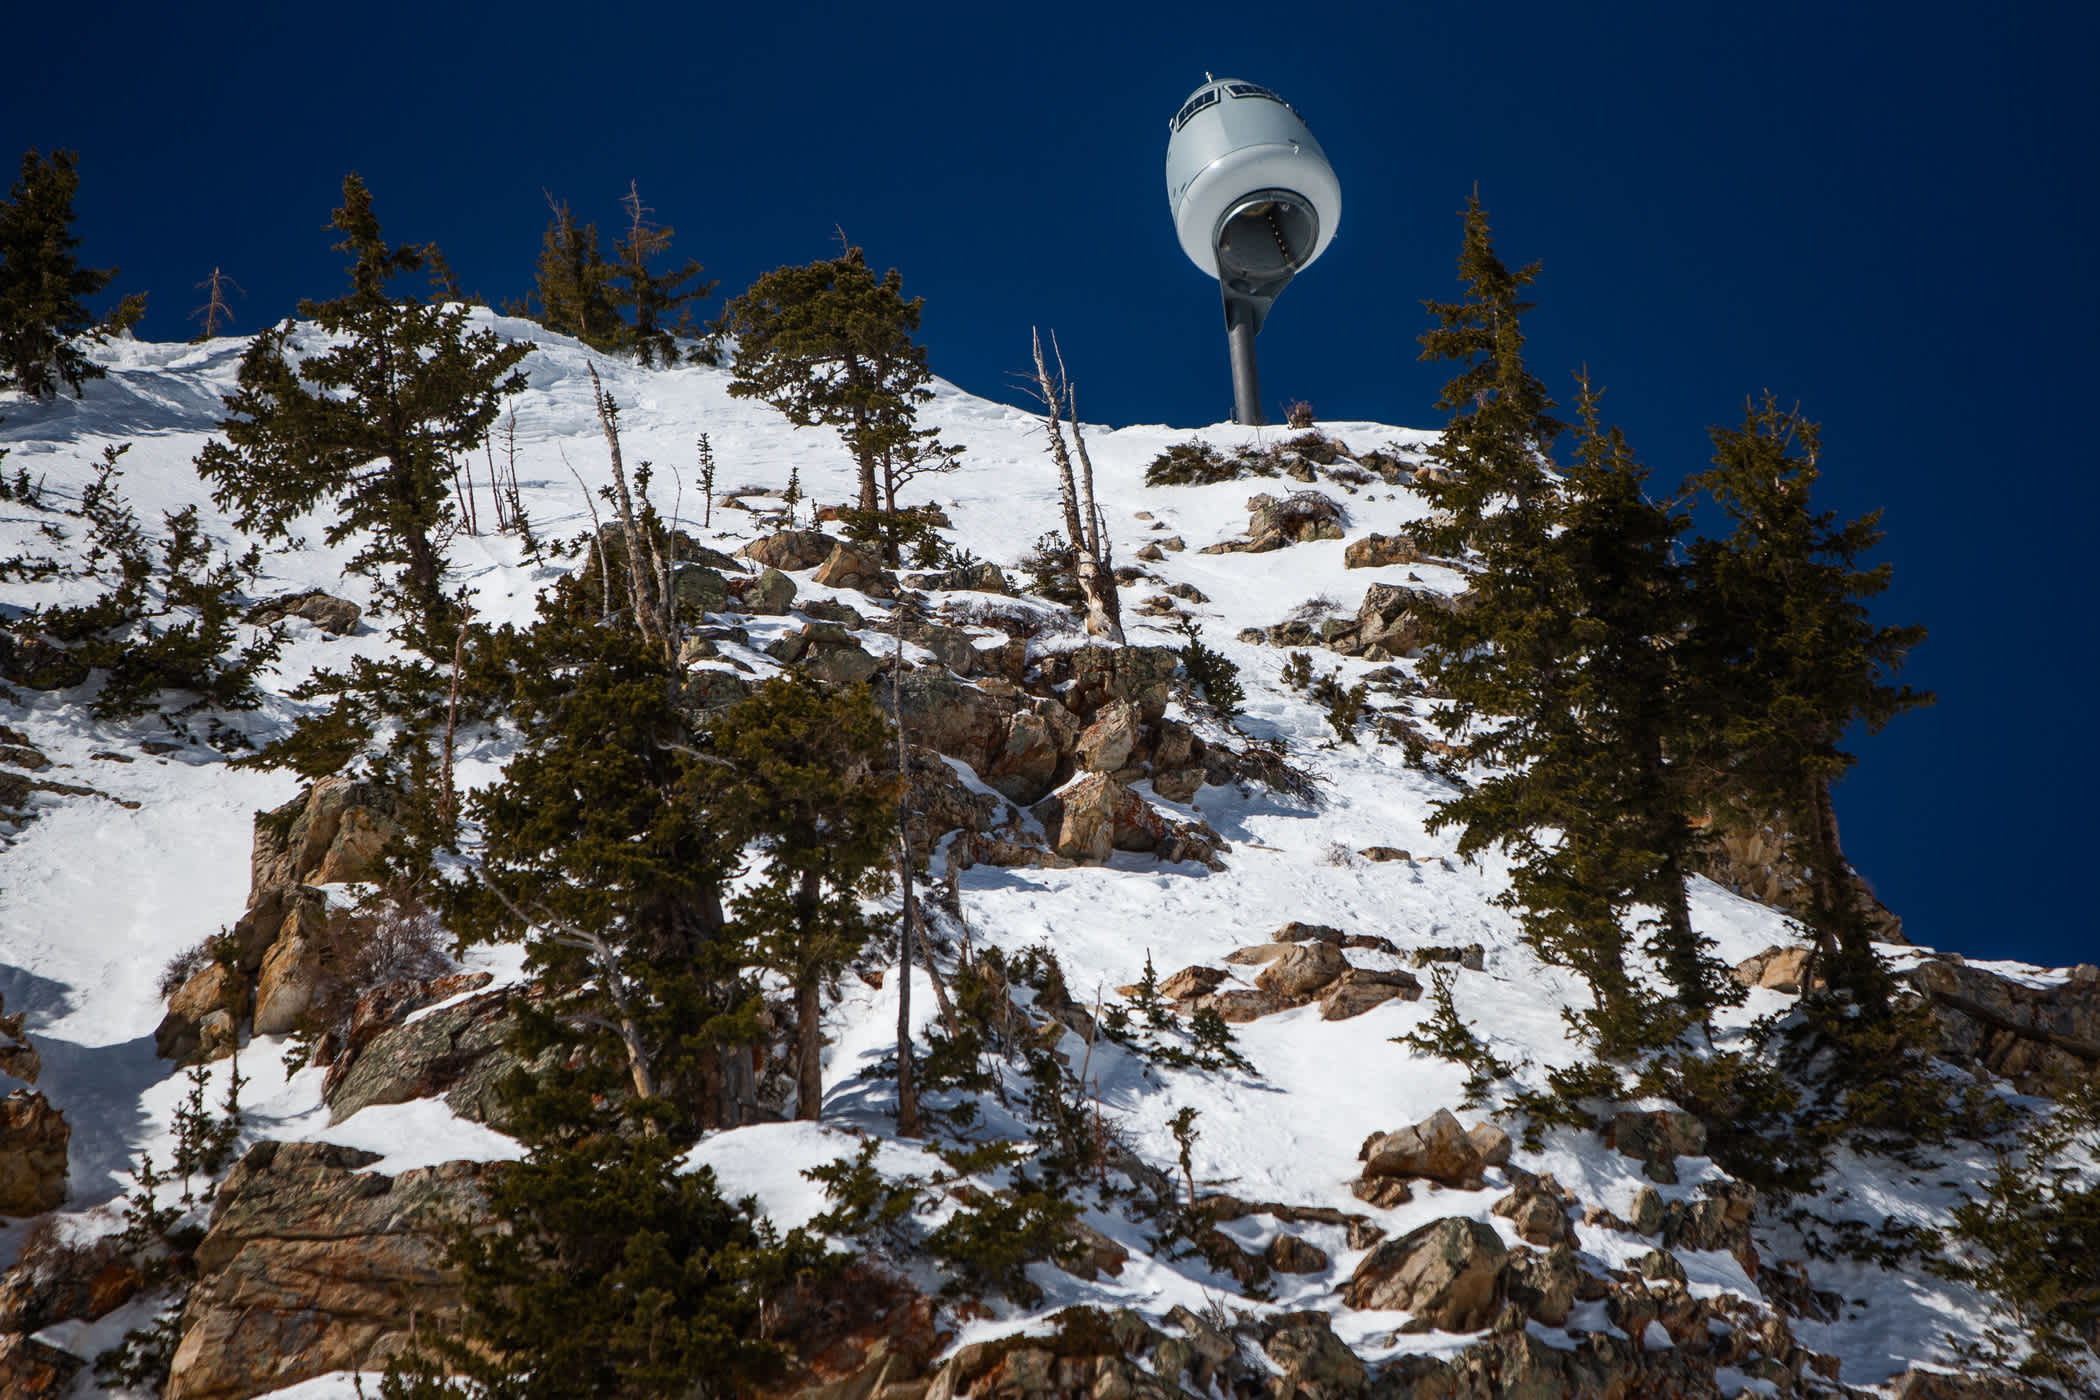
[0,319,2089,1399]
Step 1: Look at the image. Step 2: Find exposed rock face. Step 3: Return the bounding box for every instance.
[1733,944,1819,995]
[251,776,401,894]
[1073,700,1140,773]
[1255,941,1350,1002]
[1342,532,1421,569]
[0,1333,81,1396]
[244,590,362,636]
[741,530,842,571]
[670,563,729,613]
[1033,773,1227,869]
[1689,805,1905,944]
[0,1090,68,1216]
[1904,956,2100,1096]
[1358,1109,1492,1191]
[747,566,799,614]
[1343,1216,1506,1328]
[1662,1180,1759,1274]
[1354,583,1456,660]
[812,542,896,597]
[252,892,333,1036]
[1265,1233,1331,1274]
[1033,645,1180,725]
[166,1141,488,1400]
[156,962,251,1063]
[323,988,524,1130]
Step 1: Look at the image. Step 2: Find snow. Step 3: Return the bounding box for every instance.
[0,319,2049,1391]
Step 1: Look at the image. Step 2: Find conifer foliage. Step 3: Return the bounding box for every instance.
[1686,396,1932,1010]
[0,148,144,399]
[716,247,960,558]
[702,675,900,1121]
[195,174,530,650]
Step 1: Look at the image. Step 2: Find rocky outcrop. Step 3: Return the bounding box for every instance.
[1492,1175,1575,1247]
[250,775,401,894]
[323,986,525,1130]
[1734,944,1819,995]
[812,542,897,598]
[1204,491,1347,554]
[741,530,843,572]
[1689,806,1905,944]
[1343,1217,1506,1328]
[0,1333,81,1396]
[1903,955,2100,1096]
[1357,1109,1497,1192]
[0,1091,67,1216]
[1031,773,1227,869]
[156,961,250,1062]
[1342,532,1421,570]
[243,591,361,636]
[166,1141,489,1400]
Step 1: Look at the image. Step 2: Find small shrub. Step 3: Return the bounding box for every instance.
[1281,651,1315,692]
[1396,967,1522,1107]
[1018,530,1081,606]
[924,1172,1080,1306]
[1175,618,1244,718]
[1309,668,1369,745]
[158,929,236,998]
[1144,441,1235,487]
[1284,399,1316,429]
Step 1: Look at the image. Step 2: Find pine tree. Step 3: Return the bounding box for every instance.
[529,193,621,351]
[381,1127,829,1400]
[453,589,759,1136]
[1685,395,1931,1012]
[1410,200,1650,1037]
[195,174,530,652]
[0,149,144,399]
[699,675,899,1121]
[714,247,960,560]
[611,181,715,369]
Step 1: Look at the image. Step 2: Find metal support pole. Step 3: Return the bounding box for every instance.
[1227,305,1262,426]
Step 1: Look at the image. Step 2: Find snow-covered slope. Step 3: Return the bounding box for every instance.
[0,319,2074,1396]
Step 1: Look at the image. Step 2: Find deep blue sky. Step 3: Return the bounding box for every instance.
[8,1,2096,968]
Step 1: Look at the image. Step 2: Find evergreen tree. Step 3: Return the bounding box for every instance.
[714,247,960,560]
[0,148,143,399]
[195,174,530,652]
[453,586,760,1136]
[382,1127,828,1400]
[1685,395,1932,1012]
[699,675,899,1121]
[1410,200,1647,1038]
[529,194,621,351]
[611,181,715,369]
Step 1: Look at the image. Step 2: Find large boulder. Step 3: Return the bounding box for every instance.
[1254,941,1350,1003]
[1035,773,1227,869]
[811,542,895,597]
[243,590,362,636]
[251,777,402,894]
[1318,968,1423,1020]
[1262,1312,1364,1398]
[165,1141,489,1400]
[1342,532,1421,570]
[744,566,798,614]
[1358,1108,1491,1191]
[1354,582,1456,660]
[668,563,728,614]
[1073,699,1140,773]
[156,962,251,1063]
[983,709,1066,804]
[324,988,526,1131]
[1343,1216,1506,1328]
[1493,1175,1575,1247]
[740,530,841,572]
[1034,645,1180,724]
[0,1090,68,1216]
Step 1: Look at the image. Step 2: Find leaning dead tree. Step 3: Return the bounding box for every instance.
[190,266,242,338]
[1030,329,1123,642]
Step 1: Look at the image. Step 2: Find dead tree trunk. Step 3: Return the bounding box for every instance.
[1030,329,1124,642]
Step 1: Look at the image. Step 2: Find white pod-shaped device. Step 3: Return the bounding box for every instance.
[1165,78,1340,287]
